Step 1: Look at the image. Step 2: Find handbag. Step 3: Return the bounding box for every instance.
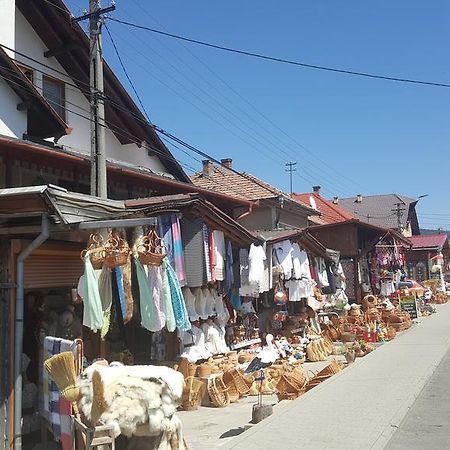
[273,282,288,305]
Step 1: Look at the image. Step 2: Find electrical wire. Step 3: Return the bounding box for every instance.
[108,17,450,89]
[122,1,369,194]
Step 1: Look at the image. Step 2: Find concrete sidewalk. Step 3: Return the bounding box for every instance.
[219,304,450,450]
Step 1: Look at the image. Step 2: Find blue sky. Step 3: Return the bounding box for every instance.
[68,0,450,229]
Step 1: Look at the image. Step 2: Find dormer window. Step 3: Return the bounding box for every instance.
[42,75,65,120]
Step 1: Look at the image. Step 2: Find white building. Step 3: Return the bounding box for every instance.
[0,0,190,198]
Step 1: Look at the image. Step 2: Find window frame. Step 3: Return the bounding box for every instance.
[42,74,66,121]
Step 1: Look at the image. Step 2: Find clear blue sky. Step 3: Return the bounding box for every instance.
[68,0,450,230]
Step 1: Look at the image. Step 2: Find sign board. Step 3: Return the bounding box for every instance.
[399,296,418,320]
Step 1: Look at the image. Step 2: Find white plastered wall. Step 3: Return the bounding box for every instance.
[1,8,168,173]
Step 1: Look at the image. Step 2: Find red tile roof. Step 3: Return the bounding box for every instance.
[408,234,448,250]
[293,193,356,224]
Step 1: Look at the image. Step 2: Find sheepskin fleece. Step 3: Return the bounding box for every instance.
[78,362,186,447]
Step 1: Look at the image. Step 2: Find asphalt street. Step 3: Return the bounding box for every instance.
[385,346,450,449]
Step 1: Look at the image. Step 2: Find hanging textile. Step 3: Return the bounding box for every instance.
[121,259,134,323]
[225,240,234,290]
[164,258,191,331]
[114,267,127,321]
[159,215,175,268]
[292,244,311,280]
[135,256,158,332]
[182,286,199,322]
[209,229,217,282]
[213,230,226,281]
[248,243,266,286]
[98,267,112,311]
[171,214,186,285]
[273,240,294,279]
[148,266,166,331]
[203,224,212,282]
[161,265,176,332]
[181,217,206,287]
[82,254,103,332]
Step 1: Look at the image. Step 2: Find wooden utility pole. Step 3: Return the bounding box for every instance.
[73,1,115,198]
[392,202,406,232]
[285,161,297,195]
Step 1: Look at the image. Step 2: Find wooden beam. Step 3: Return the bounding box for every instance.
[44,41,81,58]
[16,100,32,111]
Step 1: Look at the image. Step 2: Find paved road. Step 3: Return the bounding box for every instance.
[385,346,450,449]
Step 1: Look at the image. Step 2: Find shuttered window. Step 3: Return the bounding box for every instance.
[42,75,65,120]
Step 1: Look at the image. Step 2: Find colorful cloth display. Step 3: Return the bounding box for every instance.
[82,254,103,333]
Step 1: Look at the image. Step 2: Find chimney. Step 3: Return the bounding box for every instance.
[355,194,363,203]
[332,197,339,204]
[221,158,233,169]
[312,185,321,194]
[202,160,214,177]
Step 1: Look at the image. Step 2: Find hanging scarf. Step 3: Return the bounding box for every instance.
[203,224,212,282]
[82,254,103,332]
[162,265,176,332]
[159,215,175,268]
[171,214,186,285]
[225,240,234,290]
[209,229,217,282]
[164,258,191,331]
[114,267,127,320]
[121,259,134,324]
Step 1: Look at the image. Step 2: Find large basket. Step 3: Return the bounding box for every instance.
[137,229,166,266]
[181,376,203,410]
[276,391,300,401]
[207,376,230,407]
[223,368,251,396]
[276,374,306,396]
[103,232,130,268]
[80,233,105,270]
[177,358,197,380]
[316,360,342,378]
[223,378,240,403]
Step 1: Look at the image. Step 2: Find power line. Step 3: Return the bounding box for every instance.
[285,161,297,195]
[108,17,450,89]
[104,22,151,121]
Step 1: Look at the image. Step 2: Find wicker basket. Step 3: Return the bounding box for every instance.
[103,232,130,268]
[80,233,105,270]
[181,376,203,411]
[137,229,166,266]
[177,358,197,379]
[316,360,342,378]
[276,391,300,401]
[208,376,230,407]
[276,374,306,396]
[223,368,251,396]
[197,363,213,378]
[223,378,240,403]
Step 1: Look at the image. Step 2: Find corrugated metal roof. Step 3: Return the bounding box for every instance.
[409,234,448,250]
[338,194,416,229]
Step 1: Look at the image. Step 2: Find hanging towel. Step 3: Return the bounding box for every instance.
[159,215,175,268]
[114,267,127,320]
[82,254,103,332]
[213,230,226,281]
[164,258,191,331]
[122,259,134,324]
[135,256,156,332]
[171,214,186,285]
[98,267,112,311]
[147,266,166,331]
[181,217,206,287]
[161,265,176,332]
[209,229,217,282]
[203,224,212,282]
[225,240,235,290]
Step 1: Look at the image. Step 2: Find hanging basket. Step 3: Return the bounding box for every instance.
[137,228,166,266]
[80,233,106,270]
[103,232,130,268]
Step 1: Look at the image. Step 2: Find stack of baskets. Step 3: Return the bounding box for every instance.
[305,360,343,392]
[276,365,307,401]
[207,376,230,407]
[222,368,252,403]
[181,377,203,410]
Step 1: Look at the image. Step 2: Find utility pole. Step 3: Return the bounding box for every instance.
[73,1,115,198]
[392,202,406,232]
[285,161,297,195]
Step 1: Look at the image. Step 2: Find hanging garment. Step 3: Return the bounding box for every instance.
[202,287,216,318]
[114,267,127,321]
[292,244,311,279]
[239,248,259,297]
[171,214,186,285]
[209,229,217,282]
[212,289,226,319]
[285,279,308,301]
[213,230,226,281]
[193,287,207,320]
[202,224,212,282]
[161,265,176,332]
[98,267,112,311]
[135,256,159,332]
[316,257,330,288]
[322,263,337,294]
[179,325,211,363]
[181,217,206,287]
[273,240,294,279]
[164,258,191,331]
[159,215,175,268]
[182,286,199,322]
[82,254,103,333]
[202,321,229,355]
[224,240,234,290]
[248,243,266,286]
[229,288,242,310]
[147,266,166,331]
[121,259,134,323]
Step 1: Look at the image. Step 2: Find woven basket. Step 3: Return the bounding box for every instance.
[224,378,240,403]
[276,391,300,401]
[276,374,305,395]
[80,233,105,270]
[316,360,342,378]
[137,229,166,266]
[177,358,197,379]
[103,232,130,268]
[223,368,251,396]
[181,376,203,410]
[197,363,213,378]
[208,376,230,407]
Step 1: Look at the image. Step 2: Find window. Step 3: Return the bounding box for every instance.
[17,64,33,83]
[42,75,65,120]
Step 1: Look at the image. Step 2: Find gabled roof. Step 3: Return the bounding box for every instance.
[293,192,356,224]
[191,162,318,214]
[0,46,68,139]
[338,194,417,229]
[16,0,189,182]
[408,234,449,251]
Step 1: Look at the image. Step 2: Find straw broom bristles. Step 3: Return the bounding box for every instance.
[44,351,79,403]
[90,370,109,424]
